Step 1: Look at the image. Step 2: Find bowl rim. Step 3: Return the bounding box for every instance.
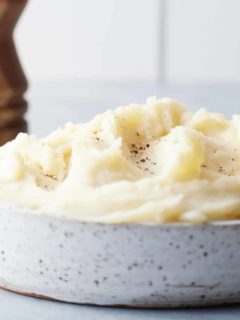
[1,202,240,229]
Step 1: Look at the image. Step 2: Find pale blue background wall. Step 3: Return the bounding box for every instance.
[15,0,240,83]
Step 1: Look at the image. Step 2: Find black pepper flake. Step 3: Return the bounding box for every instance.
[201,164,207,168]
[146,144,150,148]
[219,166,224,173]
[140,159,146,163]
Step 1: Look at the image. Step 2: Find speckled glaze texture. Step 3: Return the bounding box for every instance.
[0,206,239,307]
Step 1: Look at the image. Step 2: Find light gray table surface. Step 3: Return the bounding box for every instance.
[26,81,240,136]
[2,81,240,319]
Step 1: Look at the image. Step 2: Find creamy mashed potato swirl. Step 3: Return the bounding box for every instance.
[1,97,240,224]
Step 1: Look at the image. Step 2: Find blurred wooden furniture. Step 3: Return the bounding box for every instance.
[0,0,27,143]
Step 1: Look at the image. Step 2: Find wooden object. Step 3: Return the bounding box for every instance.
[0,0,27,135]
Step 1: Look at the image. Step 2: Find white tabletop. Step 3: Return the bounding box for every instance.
[2,81,240,319]
[27,82,240,136]
[1,288,240,320]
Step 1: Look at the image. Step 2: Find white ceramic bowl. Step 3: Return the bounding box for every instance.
[0,205,239,307]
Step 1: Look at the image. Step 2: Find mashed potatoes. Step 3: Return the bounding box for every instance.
[1,97,240,223]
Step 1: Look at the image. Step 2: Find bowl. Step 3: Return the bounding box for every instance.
[0,205,239,307]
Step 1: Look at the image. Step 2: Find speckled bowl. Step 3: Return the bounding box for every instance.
[0,205,240,307]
